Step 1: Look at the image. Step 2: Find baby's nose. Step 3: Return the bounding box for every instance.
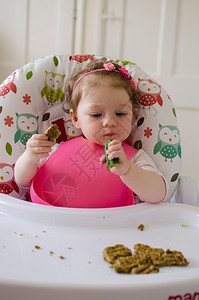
[103,116,117,127]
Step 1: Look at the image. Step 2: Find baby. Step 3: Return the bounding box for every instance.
[14,58,166,208]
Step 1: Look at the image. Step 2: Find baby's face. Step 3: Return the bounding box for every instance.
[71,85,135,145]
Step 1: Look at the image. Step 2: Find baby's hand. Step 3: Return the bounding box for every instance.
[25,134,53,163]
[100,139,130,176]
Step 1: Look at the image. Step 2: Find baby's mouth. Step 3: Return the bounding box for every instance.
[104,132,115,137]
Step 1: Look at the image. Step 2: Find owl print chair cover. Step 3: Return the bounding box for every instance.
[0,54,198,206]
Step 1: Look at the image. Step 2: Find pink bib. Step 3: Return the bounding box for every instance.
[30,137,138,208]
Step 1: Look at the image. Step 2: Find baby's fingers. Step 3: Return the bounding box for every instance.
[106,139,122,154]
[25,135,53,156]
[100,154,106,165]
[27,134,53,148]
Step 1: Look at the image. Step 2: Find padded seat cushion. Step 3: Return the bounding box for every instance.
[0,54,181,202]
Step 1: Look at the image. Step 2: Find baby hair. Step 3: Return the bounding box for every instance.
[63,58,139,113]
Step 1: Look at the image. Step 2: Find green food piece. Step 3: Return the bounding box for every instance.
[45,124,61,142]
[182,224,189,228]
[104,138,119,171]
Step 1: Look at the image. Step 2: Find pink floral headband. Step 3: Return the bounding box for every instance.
[72,62,137,92]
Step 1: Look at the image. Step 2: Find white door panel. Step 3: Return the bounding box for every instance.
[0,0,75,83]
[77,0,199,186]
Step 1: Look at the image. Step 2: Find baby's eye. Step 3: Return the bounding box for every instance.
[116,112,127,116]
[90,113,102,118]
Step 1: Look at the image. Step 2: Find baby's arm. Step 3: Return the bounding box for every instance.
[101,139,166,203]
[14,134,53,187]
[120,161,166,204]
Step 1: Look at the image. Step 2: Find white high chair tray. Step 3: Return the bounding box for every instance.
[0,194,199,300]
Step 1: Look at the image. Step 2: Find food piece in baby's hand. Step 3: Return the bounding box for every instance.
[45,124,61,142]
[104,138,119,171]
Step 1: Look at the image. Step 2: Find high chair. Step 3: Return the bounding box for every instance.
[0,54,199,299]
[0,54,198,205]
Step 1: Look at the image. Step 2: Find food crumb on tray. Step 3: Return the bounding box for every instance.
[34,245,41,249]
[59,256,65,260]
[138,224,144,231]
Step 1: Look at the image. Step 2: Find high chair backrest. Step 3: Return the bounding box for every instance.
[0,54,181,202]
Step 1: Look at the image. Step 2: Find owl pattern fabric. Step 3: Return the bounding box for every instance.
[0,54,181,202]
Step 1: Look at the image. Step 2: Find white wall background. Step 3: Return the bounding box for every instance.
[0,0,199,187]
[0,0,76,82]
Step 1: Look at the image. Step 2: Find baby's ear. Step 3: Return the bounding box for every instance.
[70,109,81,129]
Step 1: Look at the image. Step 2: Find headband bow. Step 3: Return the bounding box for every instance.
[72,62,137,92]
